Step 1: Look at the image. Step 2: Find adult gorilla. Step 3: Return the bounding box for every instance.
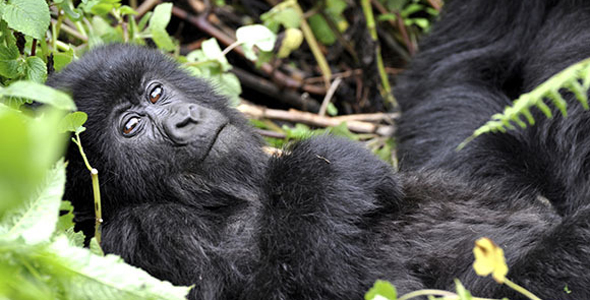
[47,2,590,298]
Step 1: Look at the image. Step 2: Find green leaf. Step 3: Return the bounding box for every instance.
[89,237,104,256]
[326,0,348,16]
[326,102,338,116]
[56,200,85,247]
[0,43,22,78]
[46,236,191,300]
[59,111,88,134]
[148,3,175,51]
[236,24,277,60]
[2,0,50,40]
[214,73,241,107]
[365,280,397,300]
[455,279,473,300]
[201,38,231,71]
[0,81,75,110]
[308,14,336,45]
[53,49,75,72]
[0,107,66,216]
[274,8,301,29]
[24,56,47,83]
[0,160,66,244]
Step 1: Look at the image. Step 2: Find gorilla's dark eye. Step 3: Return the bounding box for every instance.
[123,117,141,136]
[149,85,163,104]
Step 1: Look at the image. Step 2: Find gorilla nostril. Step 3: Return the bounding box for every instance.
[175,104,201,128]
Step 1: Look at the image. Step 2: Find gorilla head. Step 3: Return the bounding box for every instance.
[47,44,266,218]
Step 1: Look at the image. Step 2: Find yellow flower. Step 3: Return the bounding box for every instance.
[472,237,508,283]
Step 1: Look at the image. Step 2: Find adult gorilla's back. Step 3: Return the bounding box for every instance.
[394,0,590,216]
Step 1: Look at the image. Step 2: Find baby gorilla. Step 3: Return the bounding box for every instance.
[47,44,590,300]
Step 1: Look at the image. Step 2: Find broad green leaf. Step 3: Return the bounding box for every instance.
[308,14,336,45]
[326,0,348,15]
[213,73,241,107]
[201,38,231,71]
[0,160,66,244]
[24,56,47,83]
[236,25,277,60]
[53,49,75,71]
[274,8,301,29]
[119,5,138,16]
[59,111,88,135]
[0,43,21,78]
[2,0,50,40]
[148,3,175,51]
[46,236,191,300]
[364,280,397,300]
[0,81,75,110]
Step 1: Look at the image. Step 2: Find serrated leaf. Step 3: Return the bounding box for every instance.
[2,0,50,40]
[59,111,88,134]
[0,161,66,244]
[0,43,22,78]
[0,81,75,110]
[46,236,191,300]
[25,56,47,83]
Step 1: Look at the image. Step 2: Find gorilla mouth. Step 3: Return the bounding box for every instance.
[202,122,228,161]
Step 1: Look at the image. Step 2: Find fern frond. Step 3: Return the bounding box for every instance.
[457,57,590,150]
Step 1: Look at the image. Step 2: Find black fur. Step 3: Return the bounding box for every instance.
[46,0,590,296]
[395,0,590,298]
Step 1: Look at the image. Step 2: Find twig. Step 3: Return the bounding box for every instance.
[427,0,443,11]
[171,6,327,96]
[319,77,343,116]
[362,0,398,107]
[292,3,332,89]
[332,112,398,123]
[51,19,87,41]
[136,0,161,19]
[231,67,320,112]
[238,103,395,136]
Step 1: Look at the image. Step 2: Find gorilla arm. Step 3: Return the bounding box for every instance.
[398,172,590,300]
[245,136,423,299]
[101,202,256,300]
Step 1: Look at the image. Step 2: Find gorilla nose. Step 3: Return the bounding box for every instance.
[174,104,201,128]
[162,103,204,144]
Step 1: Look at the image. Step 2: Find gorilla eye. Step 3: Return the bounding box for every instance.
[149,85,163,104]
[123,117,141,136]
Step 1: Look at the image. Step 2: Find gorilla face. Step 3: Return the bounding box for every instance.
[47,44,266,215]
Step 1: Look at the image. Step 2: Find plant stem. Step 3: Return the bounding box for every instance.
[398,289,500,300]
[293,1,332,88]
[398,289,457,300]
[73,134,103,244]
[504,279,543,300]
[360,0,398,108]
